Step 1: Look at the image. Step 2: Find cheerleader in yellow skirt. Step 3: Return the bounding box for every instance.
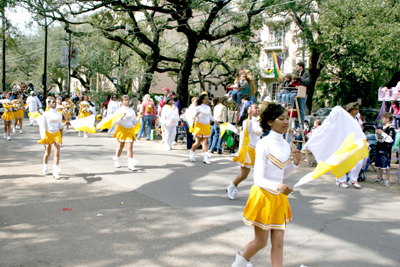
[188,93,219,164]
[56,96,68,145]
[227,104,262,200]
[13,92,25,134]
[77,95,92,138]
[38,97,66,179]
[231,103,302,267]
[62,95,74,133]
[1,92,14,140]
[110,95,142,170]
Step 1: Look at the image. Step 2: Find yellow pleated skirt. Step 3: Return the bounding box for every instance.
[38,131,62,145]
[233,145,255,168]
[14,110,24,119]
[113,125,136,142]
[192,122,211,138]
[78,112,91,119]
[1,111,14,121]
[242,186,292,231]
[67,112,72,119]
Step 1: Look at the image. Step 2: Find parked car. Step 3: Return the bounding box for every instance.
[304,107,379,135]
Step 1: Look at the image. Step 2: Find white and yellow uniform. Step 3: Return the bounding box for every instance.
[78,101,91,118]
[56,104,68,123]
[191,104,216,138]
[1,99,15,121]
[63,100,75,119]
[113,106,140,142]
[242,130,298,231]
[160,104,179,150]
[14,99,25,119]
[233,116,263,168]
[38,108,64,145]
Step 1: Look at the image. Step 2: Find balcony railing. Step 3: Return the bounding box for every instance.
[263,41,288,52]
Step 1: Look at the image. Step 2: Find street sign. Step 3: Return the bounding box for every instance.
[61,46,78,68]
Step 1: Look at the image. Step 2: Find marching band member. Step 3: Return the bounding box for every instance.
[13,91,25,134]
[160,97,179,151]
[56,96,68,144]
[107,94,120,137]
[111,95,142,170]
[26,91,42,126]
[62,95,75,133]
[38,97,66,179]
[188,93,219,164]
[1,92,14,140]
[227,104,263,200]
[45,96,52,111]
[78,95,92,138]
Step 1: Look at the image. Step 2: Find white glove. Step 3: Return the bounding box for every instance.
[39,109,44,114]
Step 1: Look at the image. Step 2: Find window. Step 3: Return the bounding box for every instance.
[269,28,286,47]
[208,83,212,91]
[215,85,218,91]
[270,82,280,101]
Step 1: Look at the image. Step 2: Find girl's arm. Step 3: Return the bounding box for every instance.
[254,144,280,191]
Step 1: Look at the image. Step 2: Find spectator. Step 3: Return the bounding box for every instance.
[277,74,292,104]
[239,96,252,120]
[230,74,248,105]
[210,97,228,154]
[296,62,310,127]
[208,97,220,153]
[137,94,156,140]
[284,74,301,106]
[104,95,112,109]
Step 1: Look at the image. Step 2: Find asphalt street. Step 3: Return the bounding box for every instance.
[1,118,400,267]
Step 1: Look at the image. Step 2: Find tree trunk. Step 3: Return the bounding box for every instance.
[176,37,199,107]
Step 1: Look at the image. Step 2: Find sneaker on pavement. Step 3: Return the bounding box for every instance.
[371,178,382,183]
[383,180,391,186]
[42,164,49,175]
[84,134,89,138]
[3,133,6,139]
[351,182,362,189]
[12,128,16,133]
[20,130,23,134]
[113,156,121,168]
[226,184,238,200]
[336,181,348,188]
[7,136,11,141]
[172,141,178,145]
[78,132,82,137]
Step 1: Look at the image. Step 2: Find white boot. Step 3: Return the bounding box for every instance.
[203,152,211,165]
[113,156,120,168]
[128,158,139,171]
[42,164,49,175]
[232,251,253,267]
[226,183,239,200]
[53,165,61,180]
[189,150,196,162]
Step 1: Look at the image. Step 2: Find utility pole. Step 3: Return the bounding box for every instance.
[67,32,71,97]
[2,10,5,92]
[43,15,48,105]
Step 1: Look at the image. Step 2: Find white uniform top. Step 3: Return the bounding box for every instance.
[193,104,216,125]
[253,130,298,192]
[161,104,179,128]
[107,100,120,116]
[42,108,64,134]
[89,102,96,116]
[243,116,263,148]
[26,96,42,112]
[115,106,139,129]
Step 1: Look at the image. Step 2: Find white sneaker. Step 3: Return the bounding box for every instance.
[16,125,19,130]
[351,182,362,189]
[231,152,239,157]
[166,147,172,151]
[42,164,49,175]
[66,130,70,133]
[20,130,23,134]
[12,128,16,133]
[226,183,238,200]
[84,134,88,138]
[203,152,211,165]
[7,136,11,141]
[53,165,61,179]
[172,141,178,146]
[159,140,164,143]
[232,251,253,267]
[78,132,82,137]
[383,180,391,186]
[189,150,196,162]
[336,181,348,188]
[113,156,120,168]
[30,123,33,126]
[128,158,139,171]
[3,133,6,139]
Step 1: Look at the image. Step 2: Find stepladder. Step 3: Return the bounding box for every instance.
[285,93,310,163]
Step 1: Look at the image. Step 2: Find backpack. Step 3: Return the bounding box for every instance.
[145,103,153,113]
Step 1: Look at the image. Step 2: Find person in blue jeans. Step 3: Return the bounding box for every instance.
[296,62,310,127]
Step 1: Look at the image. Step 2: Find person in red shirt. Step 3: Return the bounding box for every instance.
[137,94,156,140]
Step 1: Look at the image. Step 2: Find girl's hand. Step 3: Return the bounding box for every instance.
[277,184,293,195]
[292,148,303,165]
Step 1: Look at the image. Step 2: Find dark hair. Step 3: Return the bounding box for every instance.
[242,96,250,101]
[259,103,287,132]
[394,101,399,109]
[171,95,178,101]
[212,97,219,108]
[382,112,393,120]
[297,62,305,68]
[197,94,208,106]
[238,105,252,126]
[106,95,111,101]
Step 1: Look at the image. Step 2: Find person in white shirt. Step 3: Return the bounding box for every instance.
[160,97,179,151]
[112,95,142,171]
[227,104,263,200]
[231,103,302,267]
[38,97,66,180]
[77,95,92,138]
[25,91,43,126]
[188,93,219,164]
[107,94,120,137]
